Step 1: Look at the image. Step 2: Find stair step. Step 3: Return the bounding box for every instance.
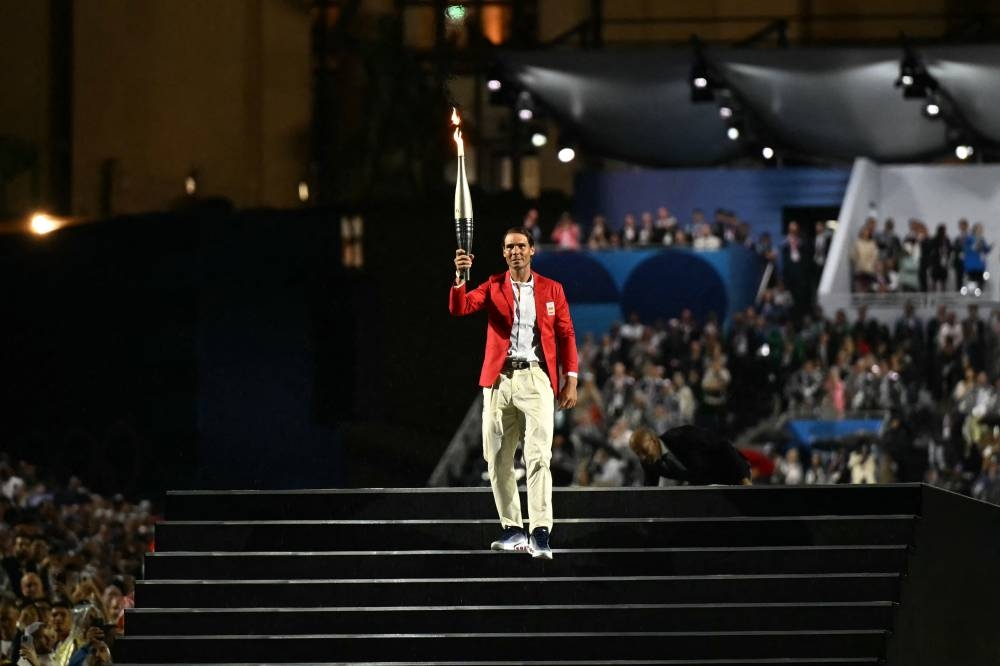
[113,631,888,662]
[153,516,917,551]
[135,574,900,608]
[114,661,882,666]
[124,602,895,635]
[143,545,908,579]
[165,485,922,521]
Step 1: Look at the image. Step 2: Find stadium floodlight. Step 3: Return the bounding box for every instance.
[894,42,936,99]
[689,37,714,102]
[515,91,535,122]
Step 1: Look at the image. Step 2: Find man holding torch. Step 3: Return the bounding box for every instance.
[450,231,579,560]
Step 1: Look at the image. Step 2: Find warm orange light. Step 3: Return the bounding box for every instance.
[451,107,460,127]
[29,213,60,236]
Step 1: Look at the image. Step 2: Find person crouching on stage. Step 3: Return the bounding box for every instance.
[449,228,579,559]
[630,425,752,486]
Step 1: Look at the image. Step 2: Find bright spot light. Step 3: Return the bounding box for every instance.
[531,132,548,147]
[984,271,990,280]
[718,106,733,119]
[901,74,914,86]
[487,79,502,92]
[30,213,59,236]
[444,4,466,21]
[693,77,708,89]
[518,108,533,122]
[184,176,197,196]
[925,102,940,116]
[726,127,740,140]
[557,147,576,163]
[758,343,770,358]
[762,146,775,159]
[961,286,969,295]
[955,145,973,160]
[975,288,983,297]
[298,181,310,203]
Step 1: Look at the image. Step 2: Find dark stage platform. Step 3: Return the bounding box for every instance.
[115,485,1000,665]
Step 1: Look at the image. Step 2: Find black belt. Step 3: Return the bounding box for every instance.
[502,359,546,375]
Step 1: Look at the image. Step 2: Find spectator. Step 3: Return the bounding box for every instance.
[1,602,16,662]
[848,444,877,484]
[550,212,581,250]
[811,220,832,294]
[638,212,655,246]
[655,207,677,244]
[521,208,542,245]
[876,218,902,265]
[953,218,970,291]
[781,221,810,313]
[926,224,952,292]
[587,215,610,250]
[774,448,804,485]
[620,213,638,247]
[898,220,926,292]
[805,451,832,484]
[850,223,879,291]
[972,456,1000,505]
[962,222,992,291]
[692,223,721,251]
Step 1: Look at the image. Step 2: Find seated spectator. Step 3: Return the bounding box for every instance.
[672,229,691,248]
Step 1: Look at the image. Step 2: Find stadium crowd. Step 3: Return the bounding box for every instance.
[851,217,993,295]
[0,455,155,665]
[455,289,1000,505]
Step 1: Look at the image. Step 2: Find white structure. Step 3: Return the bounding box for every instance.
[819,158,1000,324]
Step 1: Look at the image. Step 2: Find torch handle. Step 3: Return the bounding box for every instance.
[455,217,474,283]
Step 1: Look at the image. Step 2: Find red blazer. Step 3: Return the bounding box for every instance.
[449,271,579,394]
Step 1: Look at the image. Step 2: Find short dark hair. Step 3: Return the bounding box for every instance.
[503,227,535,247]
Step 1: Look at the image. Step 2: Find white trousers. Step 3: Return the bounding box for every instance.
[482,365,554,533]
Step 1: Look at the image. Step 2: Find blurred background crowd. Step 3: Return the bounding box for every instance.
[0,456,154,665]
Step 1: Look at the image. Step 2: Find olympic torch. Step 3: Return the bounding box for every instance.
[452,108,474,283]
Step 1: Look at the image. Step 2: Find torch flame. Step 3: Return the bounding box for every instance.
[451,107,464,156]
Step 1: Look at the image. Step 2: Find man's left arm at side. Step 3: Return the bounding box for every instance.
[553,282,579,409]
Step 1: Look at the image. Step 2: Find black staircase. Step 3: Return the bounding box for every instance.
[115,484,1000,665]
